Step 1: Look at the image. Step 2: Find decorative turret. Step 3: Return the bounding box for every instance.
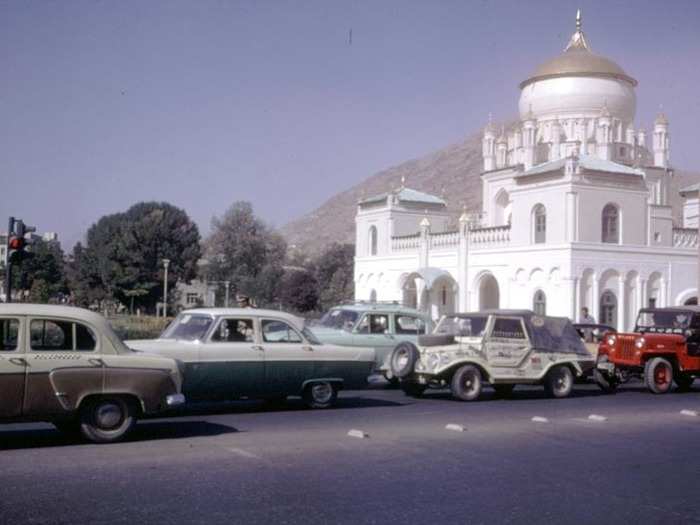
[550,118,562,161]
[522,106,536,169]
[653,111,670,168]
[496,127,508,168]
[482,115,496,171]
[596,103,612,160]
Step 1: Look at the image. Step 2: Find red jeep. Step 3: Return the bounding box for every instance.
[595,307,700,394]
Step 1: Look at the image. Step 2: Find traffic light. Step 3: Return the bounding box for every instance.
[4,216,37,303]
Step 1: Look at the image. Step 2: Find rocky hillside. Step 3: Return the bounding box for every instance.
[281,128,699,254]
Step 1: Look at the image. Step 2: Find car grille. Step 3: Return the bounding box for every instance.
[617,336,636,361]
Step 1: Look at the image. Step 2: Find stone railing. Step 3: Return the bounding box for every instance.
[673,227,698,248]
[469,224,511,248]
[391,233,421,251]
[430,230,460,248]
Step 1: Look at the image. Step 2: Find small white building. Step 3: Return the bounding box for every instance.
[354,13,699,330]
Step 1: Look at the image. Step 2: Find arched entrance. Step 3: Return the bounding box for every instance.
[600,290,617,326]
[478,274,500,310]
[399,269,458,319]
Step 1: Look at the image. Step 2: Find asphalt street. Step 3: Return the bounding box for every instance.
[1,381,699,525]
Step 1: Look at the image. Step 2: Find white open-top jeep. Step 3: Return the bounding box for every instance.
[390,310,595,401]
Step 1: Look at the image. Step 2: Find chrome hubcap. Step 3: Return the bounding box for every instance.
[312,383,333,403]
[95,403,123,429]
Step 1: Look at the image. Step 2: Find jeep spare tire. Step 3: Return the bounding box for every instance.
[390,342,419,378]
[417,334,455,347]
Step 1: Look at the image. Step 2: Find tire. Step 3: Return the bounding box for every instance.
[302,382,338,409]
[493,384,515,398]
[390,342,419,379]
[450,364,483,401]
[417,334,455,347]
[401,382,427,398]
[674,373,695,392]
[644,357,674,394]
[544,365,574,399]
[593,369,618,394]
[79,397,137,444]
[382,372,400,387]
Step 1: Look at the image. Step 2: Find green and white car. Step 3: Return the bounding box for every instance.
[390,310,596,400]
[309,303,432,382]
[127,308,375,409]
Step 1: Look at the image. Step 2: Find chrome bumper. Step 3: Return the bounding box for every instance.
[165,393,186,407]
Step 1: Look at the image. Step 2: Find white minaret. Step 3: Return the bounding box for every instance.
[653,112,670,168]
[482,116,496,171]
[496,127,507,168]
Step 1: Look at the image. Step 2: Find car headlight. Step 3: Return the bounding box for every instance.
[427,353,440,370]
[606,335,616,346]
[634,337,645,349]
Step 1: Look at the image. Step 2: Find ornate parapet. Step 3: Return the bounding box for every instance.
[672,227,698,248]
[430,230,460,249]
[391,233,421,251]
[470,224,511,248]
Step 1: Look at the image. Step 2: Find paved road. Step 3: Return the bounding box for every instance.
[1,382,700,525]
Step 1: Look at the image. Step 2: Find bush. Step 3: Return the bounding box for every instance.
[109,315,171,340]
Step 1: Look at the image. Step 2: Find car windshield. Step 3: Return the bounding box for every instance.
[318,309,359,330]
[635,310,692,334]
[302,326,321,345]
[435,315,488,337]
[161,313,214,341]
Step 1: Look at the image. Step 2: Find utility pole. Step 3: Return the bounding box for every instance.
[163,259,170,318]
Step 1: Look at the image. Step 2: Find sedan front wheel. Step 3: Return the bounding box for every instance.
[302,382,338,409]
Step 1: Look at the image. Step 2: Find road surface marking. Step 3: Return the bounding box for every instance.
[588,414,608,422]
[531,416,549,423]
[347,429,369,439]
[680,409,698,417]
[445,423,466,432]
[225,447,262,460]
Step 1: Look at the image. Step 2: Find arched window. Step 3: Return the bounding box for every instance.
[533,290,546,315]
[533,204,546,244]
[600,290,617,325]
[368,226,378,256]
[602,204,619,244]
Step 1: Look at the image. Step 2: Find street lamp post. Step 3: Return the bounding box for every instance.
[162,259,170,318]
[224,280,230,307]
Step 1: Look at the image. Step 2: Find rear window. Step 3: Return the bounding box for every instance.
[0,318,19,351]
[435,316,487,337]
[491,318,526,340]
[30,319,96,351]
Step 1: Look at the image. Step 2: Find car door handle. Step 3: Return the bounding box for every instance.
[384,334,394,339]
[252,345,264,352]
[8,357,27,366]
[302,346,314,352]
[88,358,105,367]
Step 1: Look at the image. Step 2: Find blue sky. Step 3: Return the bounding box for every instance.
[2,0,699,248]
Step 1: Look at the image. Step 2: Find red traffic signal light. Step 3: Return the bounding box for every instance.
[8,236,24,251]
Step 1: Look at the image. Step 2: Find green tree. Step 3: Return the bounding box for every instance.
[69,202,201,312]
[13,239,67,302]
[280,269,319,313]
[202,201,286,307]
[312,243,355,309]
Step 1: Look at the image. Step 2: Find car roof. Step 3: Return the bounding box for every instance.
[329,303,428,316]
[179,307,305,330]
[0,303,109,325]
[639,307,700,313]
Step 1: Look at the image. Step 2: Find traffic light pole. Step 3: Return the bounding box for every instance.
[4,216,14,303]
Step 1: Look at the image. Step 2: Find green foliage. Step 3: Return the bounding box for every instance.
[280,269,319,312]
[11,239,67,302]
[312,243,355,310]
[109,315,171,340]
[69,201,201,312]
[202,201,287,307]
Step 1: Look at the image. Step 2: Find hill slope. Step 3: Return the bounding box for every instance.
[281,130,699,253]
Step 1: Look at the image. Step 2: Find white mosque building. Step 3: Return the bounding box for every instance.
[353,12,699,330]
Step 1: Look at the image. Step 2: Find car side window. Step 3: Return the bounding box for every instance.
[491,318,526,340]
[395,315,426,335]
[211,318,255,343]
[261,320,303,343]
[356,314,389,334]
[0,318,19,351]
[30,319,96,351]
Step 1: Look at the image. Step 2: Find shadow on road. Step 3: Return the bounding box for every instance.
[0,420,238,451]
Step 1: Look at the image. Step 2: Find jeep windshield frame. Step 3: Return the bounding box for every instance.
[634,308,693,335]
[434,314,488,338]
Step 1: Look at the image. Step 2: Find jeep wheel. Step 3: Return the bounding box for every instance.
[544,365,574,398]
[593,369,618,394]
[302,382,338,409]
[674,373,695,392]
[401,382,427,398]
[644,357,673,394]
[450,365,482,401]
[390,342,419,379]
[493,384,515,398]
[79,397,136,444]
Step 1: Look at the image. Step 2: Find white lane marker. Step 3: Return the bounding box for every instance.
[225,447,262,460]
[588,414,608,422]
[445,423,466,432]
[531,416,549,423]
[680,409,698,417]
[347,429,369,439]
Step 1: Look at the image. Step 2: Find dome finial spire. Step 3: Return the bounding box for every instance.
[565,9,589,52]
